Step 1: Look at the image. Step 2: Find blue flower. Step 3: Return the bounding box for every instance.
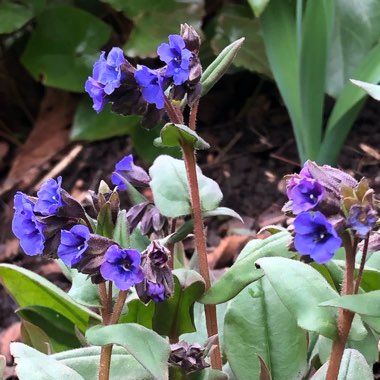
[12,192,45,256]
[347,205,377,239]
[57,225,90,266]
[85,47,126,113]
[34,177,64,215]
[134,65,165,109]
[288,177,325,214]
[157,35,192,85]
[146,281,166,302]
[111,154,150,190]
[294,211,342,264]
[100,245,144,290]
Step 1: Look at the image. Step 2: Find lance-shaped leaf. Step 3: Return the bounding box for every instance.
[86,323,170,380]
[0,264,100,332]
[201,37,245,96]
[200,231,294,305]
[247,0,270,17]
[153,269,205,336]
[350,79,380,101]
[154,123,210,150]
[320,290,380,317]
[311,349,373,380]
[256,257,366,340]
[17,306,82,353]
[11,342,84,380]
[149,155,223,218]
[20,320,52,354]
[119,298,155,329]
[53,346,154,380]
[224,277,307,380]
[96,202,114,238]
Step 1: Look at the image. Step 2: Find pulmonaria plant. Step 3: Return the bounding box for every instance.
[284,161,379,264]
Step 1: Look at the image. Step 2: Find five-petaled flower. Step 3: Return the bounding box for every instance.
[34,177,64,215]
[157,34,192,85]
[12,192,45,256]
[294,211,342,264]
[58,225,90,267]
[134,65,165,109]
[85,47,126,112]
[287,177,325,214]
[100,245,144,290]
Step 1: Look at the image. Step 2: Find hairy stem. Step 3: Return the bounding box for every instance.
[98,282,112,380]
[326,234,357,380]
[109,290,128,325]
[354,237,369,294]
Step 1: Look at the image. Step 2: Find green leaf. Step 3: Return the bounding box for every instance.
[20,320,51,354]
[17,306,82,353]
[203,207,243,222]
[21,6,111,92]
[326,0,380,98]
[260,0,305,161]
[320,290,380,317]
[350,79,380,101]
[149,155,223,218]
[67,269,101,308]
[0,264,100,332]
[188,368,229,380]
[200,231,294,305]
[71,98,141,141]
[299,0,335,159]
[96,202,114,238]
[224,277,307,380]
[255,257,365,339]
[130,228,150,251]
[11,342,84,380]
[86,323,170,380]
[153,269,205,336]
[53,346,154,380]
[113,210,130,248]
[318,44,380,163]
[0,355,5,380]
[312,348,374,379]
[0,0,45,34]
[247,0,270,17]
[119,298,155,329]
[154,123,210,150]
[201,36,245,96]
[121,0,204,58]
[210,4,270,76]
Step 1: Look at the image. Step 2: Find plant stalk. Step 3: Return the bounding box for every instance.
[326,234,357,380]
[354,236,369,294]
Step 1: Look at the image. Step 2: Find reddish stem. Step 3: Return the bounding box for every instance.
[326,234,357,380]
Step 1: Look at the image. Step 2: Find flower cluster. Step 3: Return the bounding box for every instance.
[12,155,174,302]
[85,24,202,127]
[284,161,379,264]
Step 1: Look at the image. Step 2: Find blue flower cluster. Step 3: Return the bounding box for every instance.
[85,25,201,116]
[285,161,378,264]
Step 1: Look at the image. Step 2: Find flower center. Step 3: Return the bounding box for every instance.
[122,259,132,271]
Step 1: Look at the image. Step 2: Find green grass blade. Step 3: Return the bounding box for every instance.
[299,0,335,160]
[261,0,305,161]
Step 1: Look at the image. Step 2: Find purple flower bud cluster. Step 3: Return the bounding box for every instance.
[85,24,202,121]
[12,157,174,299]
[284,161,379,264]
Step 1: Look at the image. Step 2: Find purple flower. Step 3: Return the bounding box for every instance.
[34,177,64,215]
[158,35,192,85]
[146,281,166,302]
[288,177,325,214]
[134,65,165,109]
[347,205,377,239]
[85,47,126,113]
[111,154,150,190]
[100,245,144,290]
[57,225,90,266]
[294,211,342,264]
[12,192,45,256]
